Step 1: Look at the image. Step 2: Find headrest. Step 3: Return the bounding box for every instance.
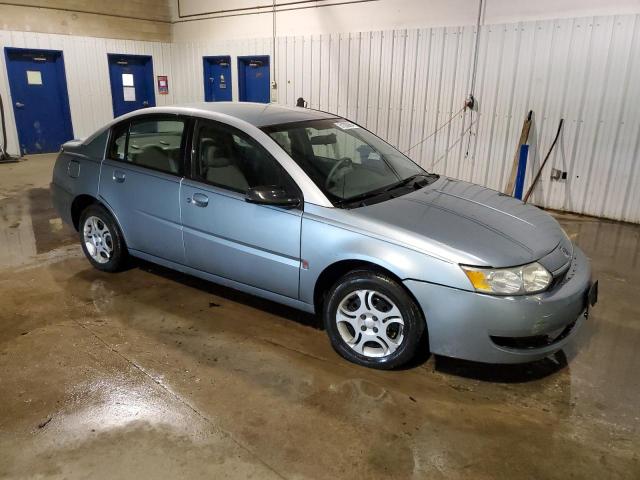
[203,143,231,168]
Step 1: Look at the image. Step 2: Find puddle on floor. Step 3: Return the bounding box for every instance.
[0,187,77,268]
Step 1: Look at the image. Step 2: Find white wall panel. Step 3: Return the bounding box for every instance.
[170,13,640,223]
[1,12,637,223]
[0,29,173,155]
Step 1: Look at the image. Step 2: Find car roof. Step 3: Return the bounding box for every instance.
[81,102,340,147]
[164,101,338,127]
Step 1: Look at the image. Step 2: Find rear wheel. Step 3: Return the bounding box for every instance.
[323,270,425,369]
[79,204,127,272]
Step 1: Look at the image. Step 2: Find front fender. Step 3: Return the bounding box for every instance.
[299,207,473,305]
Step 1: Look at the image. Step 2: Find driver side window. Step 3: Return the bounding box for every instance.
[193,120,298,195]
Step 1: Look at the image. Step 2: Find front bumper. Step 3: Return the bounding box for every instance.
[405,246,594,364]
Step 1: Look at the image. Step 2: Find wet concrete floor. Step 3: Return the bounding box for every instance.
[0,154,639,479]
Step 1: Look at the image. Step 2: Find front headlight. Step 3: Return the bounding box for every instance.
[461,262,552,295]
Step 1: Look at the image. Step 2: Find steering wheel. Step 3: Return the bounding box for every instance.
[325,157,353,190]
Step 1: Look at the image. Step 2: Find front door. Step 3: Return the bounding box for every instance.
[107,54,156,118]
[99,115,186,263]
[181,119,301,298]
[203,56,232,102]
[4,47,74,155]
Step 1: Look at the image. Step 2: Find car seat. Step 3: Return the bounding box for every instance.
[201,142,249,192]
[135,144,179,173]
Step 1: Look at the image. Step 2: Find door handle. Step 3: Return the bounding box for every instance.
[15,102,24,108]
[188,193,209,207]
[113,170,126,183]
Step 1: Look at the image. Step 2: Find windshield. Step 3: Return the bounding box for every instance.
[262,119,428,205]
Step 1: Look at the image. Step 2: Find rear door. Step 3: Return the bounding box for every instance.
[99,115,187,264]
[181,119,302,298]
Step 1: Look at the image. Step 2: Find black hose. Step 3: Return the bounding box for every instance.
[0,92,8,156]
[0,92,19,162]
[523,118,564,203]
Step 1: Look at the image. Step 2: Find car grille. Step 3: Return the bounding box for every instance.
[490,320,578,350]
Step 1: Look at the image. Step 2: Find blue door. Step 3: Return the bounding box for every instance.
[4,48,74,155]
[237,56,270,103]
[107,54,155,118]
[203,56,232,102]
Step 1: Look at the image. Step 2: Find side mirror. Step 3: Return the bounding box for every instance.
[245,186,300,208]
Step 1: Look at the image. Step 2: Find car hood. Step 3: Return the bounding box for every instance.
[349,177,567,268]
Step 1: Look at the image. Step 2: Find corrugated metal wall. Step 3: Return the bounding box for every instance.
[1,15,638,223]
[0,30,174,155]
[172,14,640,224]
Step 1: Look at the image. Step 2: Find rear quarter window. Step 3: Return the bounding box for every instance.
[108,123,128,161]
[84,130,109,160]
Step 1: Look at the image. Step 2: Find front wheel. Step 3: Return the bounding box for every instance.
[79,204,127,272]
[323,270,426,369]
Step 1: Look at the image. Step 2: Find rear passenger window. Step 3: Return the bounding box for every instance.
[128,119,185,175]
[107,117,186,175]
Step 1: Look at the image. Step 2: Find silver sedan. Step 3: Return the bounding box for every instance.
[51,102,598,369]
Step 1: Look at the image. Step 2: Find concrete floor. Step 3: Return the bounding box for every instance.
[1,154,639,479]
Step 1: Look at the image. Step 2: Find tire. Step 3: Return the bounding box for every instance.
[323,270,426,369]
[79,204,127,272]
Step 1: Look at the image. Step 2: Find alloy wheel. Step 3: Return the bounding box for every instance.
[335,289,405,358]
[83,215,113,264]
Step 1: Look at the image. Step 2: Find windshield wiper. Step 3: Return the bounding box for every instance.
[334,188,391,207]
[334,174,435,208]
[384,174,430,192]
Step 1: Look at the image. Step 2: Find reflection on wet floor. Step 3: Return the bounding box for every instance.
[560,213,640,272]
[434,350,568,383]
[0,187,76,267]
[1,155,639,479]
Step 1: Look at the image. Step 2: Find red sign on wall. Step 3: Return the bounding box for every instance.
[157,75,169,95]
